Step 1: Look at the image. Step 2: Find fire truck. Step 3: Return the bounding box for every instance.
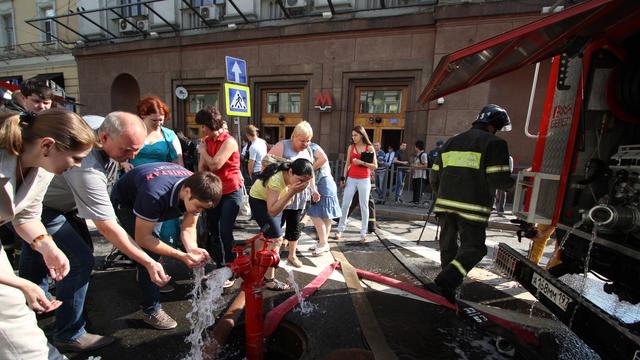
[420,1,640,359]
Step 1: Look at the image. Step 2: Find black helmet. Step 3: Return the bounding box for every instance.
[473,104,511,132]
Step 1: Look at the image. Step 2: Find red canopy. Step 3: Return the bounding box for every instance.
[419,0,640,103]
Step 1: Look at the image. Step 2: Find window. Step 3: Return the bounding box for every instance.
[188,93,219,114]
[121,0,145,17]
[40,7,55,43]
[359,89,402,114]
[266,91,302,113]
[1,13,14,50]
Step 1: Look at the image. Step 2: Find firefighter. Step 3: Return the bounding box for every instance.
[428,104,515,303]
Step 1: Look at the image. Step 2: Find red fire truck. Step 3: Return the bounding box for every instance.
[420,1,640,359]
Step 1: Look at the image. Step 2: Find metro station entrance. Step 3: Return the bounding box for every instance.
[353,86,408,151]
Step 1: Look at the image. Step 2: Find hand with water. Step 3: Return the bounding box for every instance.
[146,260,171,287]
[182,248,210,268]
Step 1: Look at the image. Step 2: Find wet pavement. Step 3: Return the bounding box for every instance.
[35,214,602,360]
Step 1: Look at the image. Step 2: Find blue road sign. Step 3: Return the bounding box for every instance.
[225,56,247,85]
[224,83,251,117]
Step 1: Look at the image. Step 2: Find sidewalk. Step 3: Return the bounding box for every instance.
[375,201,519,231]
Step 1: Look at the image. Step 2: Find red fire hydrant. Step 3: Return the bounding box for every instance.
[227,232,280,360]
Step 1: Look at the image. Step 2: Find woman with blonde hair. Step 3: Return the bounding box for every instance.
[0,108,95,359]
[268,121,320,267]
[335,125,377,242]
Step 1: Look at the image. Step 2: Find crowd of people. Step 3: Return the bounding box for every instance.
[0,78,516,358]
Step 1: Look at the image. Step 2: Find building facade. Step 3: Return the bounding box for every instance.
[0,0,81,104]
[70,0,553,164]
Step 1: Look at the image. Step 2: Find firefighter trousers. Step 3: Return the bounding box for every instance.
[436,212,488,289]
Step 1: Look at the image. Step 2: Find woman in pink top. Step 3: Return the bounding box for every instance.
[335,125,377,242]
[197,107,242,287]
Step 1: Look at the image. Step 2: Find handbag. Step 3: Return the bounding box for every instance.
[239,184,251,217]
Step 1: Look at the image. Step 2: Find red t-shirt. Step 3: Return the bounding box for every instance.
[347,144,371,179]
[205,132,242,194]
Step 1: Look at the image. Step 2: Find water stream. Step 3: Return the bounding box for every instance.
[281,264,316,316]
[568,225,598,329]
[184,266,234,360]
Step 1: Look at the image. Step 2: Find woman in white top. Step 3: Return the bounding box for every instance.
[0,109,95,359]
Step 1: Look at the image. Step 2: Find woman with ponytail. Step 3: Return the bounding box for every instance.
[0,108,95,359]
[249,158,313,290]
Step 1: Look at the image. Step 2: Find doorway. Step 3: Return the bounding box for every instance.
[381,129,403,152]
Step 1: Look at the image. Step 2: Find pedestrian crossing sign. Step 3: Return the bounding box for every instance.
[224,83,251,117]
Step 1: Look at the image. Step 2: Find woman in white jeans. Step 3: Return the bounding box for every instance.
[335,126,377,242]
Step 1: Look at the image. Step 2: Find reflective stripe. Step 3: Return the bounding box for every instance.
[436,198,491,214]
[441,151,481,169]
[450,259,468,276]
[432,164,439,171]
[434,206,488,223]
[486,165,511,173]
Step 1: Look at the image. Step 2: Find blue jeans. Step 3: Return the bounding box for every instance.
[206,188,242,267]
[19,208,94,341]
[114,204,162,315]
[394,170,407,201]
[374,170,387,201]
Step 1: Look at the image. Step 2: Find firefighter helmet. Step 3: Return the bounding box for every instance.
[473,104,512,132]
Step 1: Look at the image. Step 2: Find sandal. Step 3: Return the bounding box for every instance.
[334,232,342,240]
[359,235,367,243]
[264,277,290,291]
[223,278,236,288]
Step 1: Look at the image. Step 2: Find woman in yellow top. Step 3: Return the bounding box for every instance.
[249,158,313,290]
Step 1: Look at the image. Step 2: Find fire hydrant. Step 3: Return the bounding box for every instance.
[227,232,280,360]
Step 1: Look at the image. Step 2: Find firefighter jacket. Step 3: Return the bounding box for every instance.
[429,125,515,223]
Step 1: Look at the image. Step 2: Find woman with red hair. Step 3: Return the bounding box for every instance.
[125,96,185,272]
[124,95,183,169]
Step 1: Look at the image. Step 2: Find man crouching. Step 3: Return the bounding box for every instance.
[111,163,222,329]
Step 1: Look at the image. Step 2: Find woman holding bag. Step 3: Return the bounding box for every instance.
[335,126,377,242]
[196,107,242,287]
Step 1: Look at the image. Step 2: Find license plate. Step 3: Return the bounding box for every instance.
[531,272,572,311]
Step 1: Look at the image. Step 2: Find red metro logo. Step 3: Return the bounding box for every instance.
[314,90,333,112]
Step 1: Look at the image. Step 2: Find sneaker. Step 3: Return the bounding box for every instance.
[159,283,175,293]
[143,309,177,330]
[53,333,115,352]
[311,244,330,256]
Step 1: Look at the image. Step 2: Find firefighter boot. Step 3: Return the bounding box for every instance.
[433,266,464,304]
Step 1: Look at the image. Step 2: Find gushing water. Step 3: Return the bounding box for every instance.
[568,225,598,329]
[184,266,234,360]
[281,264,316,315]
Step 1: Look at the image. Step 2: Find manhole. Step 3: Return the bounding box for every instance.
[217,321,307,360]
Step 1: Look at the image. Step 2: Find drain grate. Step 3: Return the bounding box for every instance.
[493,245,518,280]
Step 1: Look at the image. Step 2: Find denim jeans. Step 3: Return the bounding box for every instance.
[393,169,407,201]
[19,207,94,341]
[114,204,162,315]
[206,188,242,267]
[374,169,387,201]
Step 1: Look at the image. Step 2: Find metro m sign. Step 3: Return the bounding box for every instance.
[314,90,333,112]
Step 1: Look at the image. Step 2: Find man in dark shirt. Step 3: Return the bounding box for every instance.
[428,139,444,168]
[393,142,410,202]
[111,163,222,330]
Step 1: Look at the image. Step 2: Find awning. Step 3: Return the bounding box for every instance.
[419,0,640,103]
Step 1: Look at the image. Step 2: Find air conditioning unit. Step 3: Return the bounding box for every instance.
[119,18,147,33]
[200,5,220,21]
[285,0,307,8]
[136,19,148,32]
